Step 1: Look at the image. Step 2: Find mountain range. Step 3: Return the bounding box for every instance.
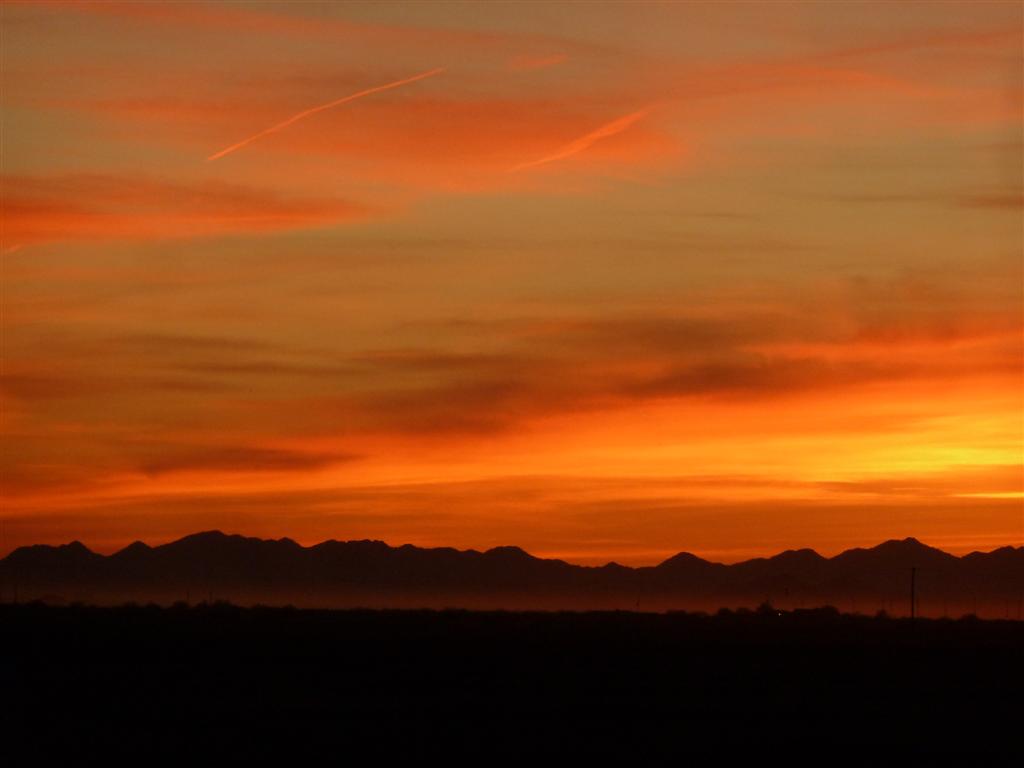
[2,531,1021,616]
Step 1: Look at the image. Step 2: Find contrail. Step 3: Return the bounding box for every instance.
[207,67,445,161]
[512,107,651,172]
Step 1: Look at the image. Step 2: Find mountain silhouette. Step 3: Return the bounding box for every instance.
[2,531,1021,616]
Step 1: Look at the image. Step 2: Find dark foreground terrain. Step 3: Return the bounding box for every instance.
[2,603,1021,756]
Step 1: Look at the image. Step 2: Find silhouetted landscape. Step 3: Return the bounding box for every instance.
[4,533,1021,753]
[6,0,1022,756]
[3,531,1021,617]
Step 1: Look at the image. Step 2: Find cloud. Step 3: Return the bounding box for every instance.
[826,187,1024,211]
[807,26,1022,64]
[207,67,445,161]
[814,464,1024,498]
[2,174,370,246]
[507,53,569,72]
[0,371,234,401]
[14,6,1020,206]
[135,444,360,477]
[275,299,1021,438]
[4,265,1019,444]
[511,108,653,171]
[112,333,283,354]
[217,95,673,183]
[0,435,360,498]
[51,1,611,60]
[1,373,110,401]
[954,191,1024,210]
[29,14,1014,204]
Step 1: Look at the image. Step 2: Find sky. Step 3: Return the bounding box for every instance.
[1,1,1022,564]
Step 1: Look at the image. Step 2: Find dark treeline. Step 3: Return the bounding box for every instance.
[3,602,1021,755]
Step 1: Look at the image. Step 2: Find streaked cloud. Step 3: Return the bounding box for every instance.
[506,53,569,72]
[512,108,653,171]
[3,174,369,246]
[207,67,444,161]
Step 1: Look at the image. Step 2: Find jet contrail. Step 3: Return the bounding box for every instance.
[512,107,651,172]
[207,67,445,162]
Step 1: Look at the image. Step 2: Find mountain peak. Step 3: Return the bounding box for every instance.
[656,551,712,570]
[3,539,98,564]
[483,545,534,561]
[873,537,941,554]
[180,530,230,543]
[156,530,239,554]
[768,548,826,565]
[886,536,924,547]
[114,540,152,557]
[831,536,956,568]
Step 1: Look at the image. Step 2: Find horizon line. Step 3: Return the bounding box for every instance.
[4,529,1020,569]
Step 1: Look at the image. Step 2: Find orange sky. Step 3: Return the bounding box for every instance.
[2,1,1022,564]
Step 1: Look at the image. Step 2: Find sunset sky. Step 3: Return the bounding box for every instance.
[2,1,1022,564]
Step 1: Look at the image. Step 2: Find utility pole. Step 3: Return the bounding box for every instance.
[910,566,916,621]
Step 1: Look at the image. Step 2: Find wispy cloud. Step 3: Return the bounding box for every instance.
[506,53,568,72]
[3,174,369,245]
[207,67,444,161]
[826,187,1023,210]
[512,107,652,171]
